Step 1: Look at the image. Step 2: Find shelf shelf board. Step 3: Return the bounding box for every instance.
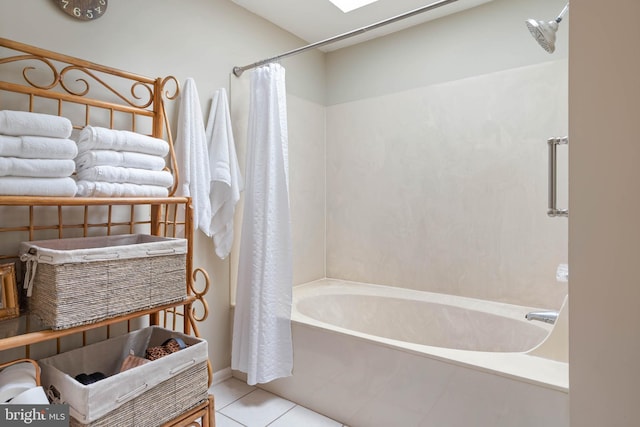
[0,295,195,351]
[0,196,190,206]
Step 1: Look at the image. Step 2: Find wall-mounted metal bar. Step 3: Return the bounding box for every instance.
[547,136,568,217]
[232,0,459,77]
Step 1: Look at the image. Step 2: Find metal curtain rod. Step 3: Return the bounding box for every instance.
[232,0,459,77]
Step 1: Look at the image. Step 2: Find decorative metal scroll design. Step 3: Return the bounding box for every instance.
[0,53,161,109]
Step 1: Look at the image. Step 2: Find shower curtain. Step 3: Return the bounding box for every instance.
[231,63,293,385]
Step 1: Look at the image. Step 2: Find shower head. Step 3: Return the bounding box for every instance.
[526,3,569,53]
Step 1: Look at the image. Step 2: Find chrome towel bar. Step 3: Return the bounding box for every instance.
[547,136,568,217]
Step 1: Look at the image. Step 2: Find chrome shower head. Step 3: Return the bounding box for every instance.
[526,3,569,53]
[526,19,559,53]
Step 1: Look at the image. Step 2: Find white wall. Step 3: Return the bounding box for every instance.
[326,0,569,105]
[324,0,569,309]
[0,0,326,373]
[569,1,640,426]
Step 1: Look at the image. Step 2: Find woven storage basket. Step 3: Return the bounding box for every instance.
[19,234,187,330]
[39,326,209,426]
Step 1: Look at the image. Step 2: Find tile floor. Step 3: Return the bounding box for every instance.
[211,377,347,427]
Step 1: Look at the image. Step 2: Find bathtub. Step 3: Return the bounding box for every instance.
[259,278,569,427]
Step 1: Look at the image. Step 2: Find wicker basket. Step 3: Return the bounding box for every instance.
[39,326,209,426]
[19,234,187,330]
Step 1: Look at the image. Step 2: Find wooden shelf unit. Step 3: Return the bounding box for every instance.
[0,37,214,426]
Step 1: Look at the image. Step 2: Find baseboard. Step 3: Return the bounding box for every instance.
[211,367,233,385]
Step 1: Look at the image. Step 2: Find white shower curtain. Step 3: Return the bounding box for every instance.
[231,63,293,385]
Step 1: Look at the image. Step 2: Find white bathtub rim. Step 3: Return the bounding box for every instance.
[292,278,568,393]
[294,278,558,322]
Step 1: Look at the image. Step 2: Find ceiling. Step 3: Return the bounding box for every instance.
[230,0,494,51]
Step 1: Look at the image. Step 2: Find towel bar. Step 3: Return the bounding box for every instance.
[547,136,568,217]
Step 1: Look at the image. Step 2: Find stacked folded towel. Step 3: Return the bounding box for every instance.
[0,110,78,196]
[74,125,173,197]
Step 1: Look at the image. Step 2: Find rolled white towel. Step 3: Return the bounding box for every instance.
[76,126,169,157]
[0,110,72,138]
[0,177,77,196]
[0,135,78,159]
[76,180,169,197]
[76,165,174,187]
[0,157,75,178]
[75,149,166,171]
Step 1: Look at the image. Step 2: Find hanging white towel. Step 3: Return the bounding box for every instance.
[205,88,243,259]
[174,78,211,235]
[0,110,72,139]
[232,63,293,386]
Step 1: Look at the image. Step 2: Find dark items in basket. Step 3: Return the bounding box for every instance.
[73,336,189,385]
[80,337,187,385]
[145,337,188,361]
[74,372,107,385]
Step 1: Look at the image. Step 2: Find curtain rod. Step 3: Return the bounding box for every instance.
[232,0,459,77]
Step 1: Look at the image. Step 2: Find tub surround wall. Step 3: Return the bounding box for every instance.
[326,60,568,309]
[287,96,327,285]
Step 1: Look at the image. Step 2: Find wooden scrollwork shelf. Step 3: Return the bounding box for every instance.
[0,38,214,426]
